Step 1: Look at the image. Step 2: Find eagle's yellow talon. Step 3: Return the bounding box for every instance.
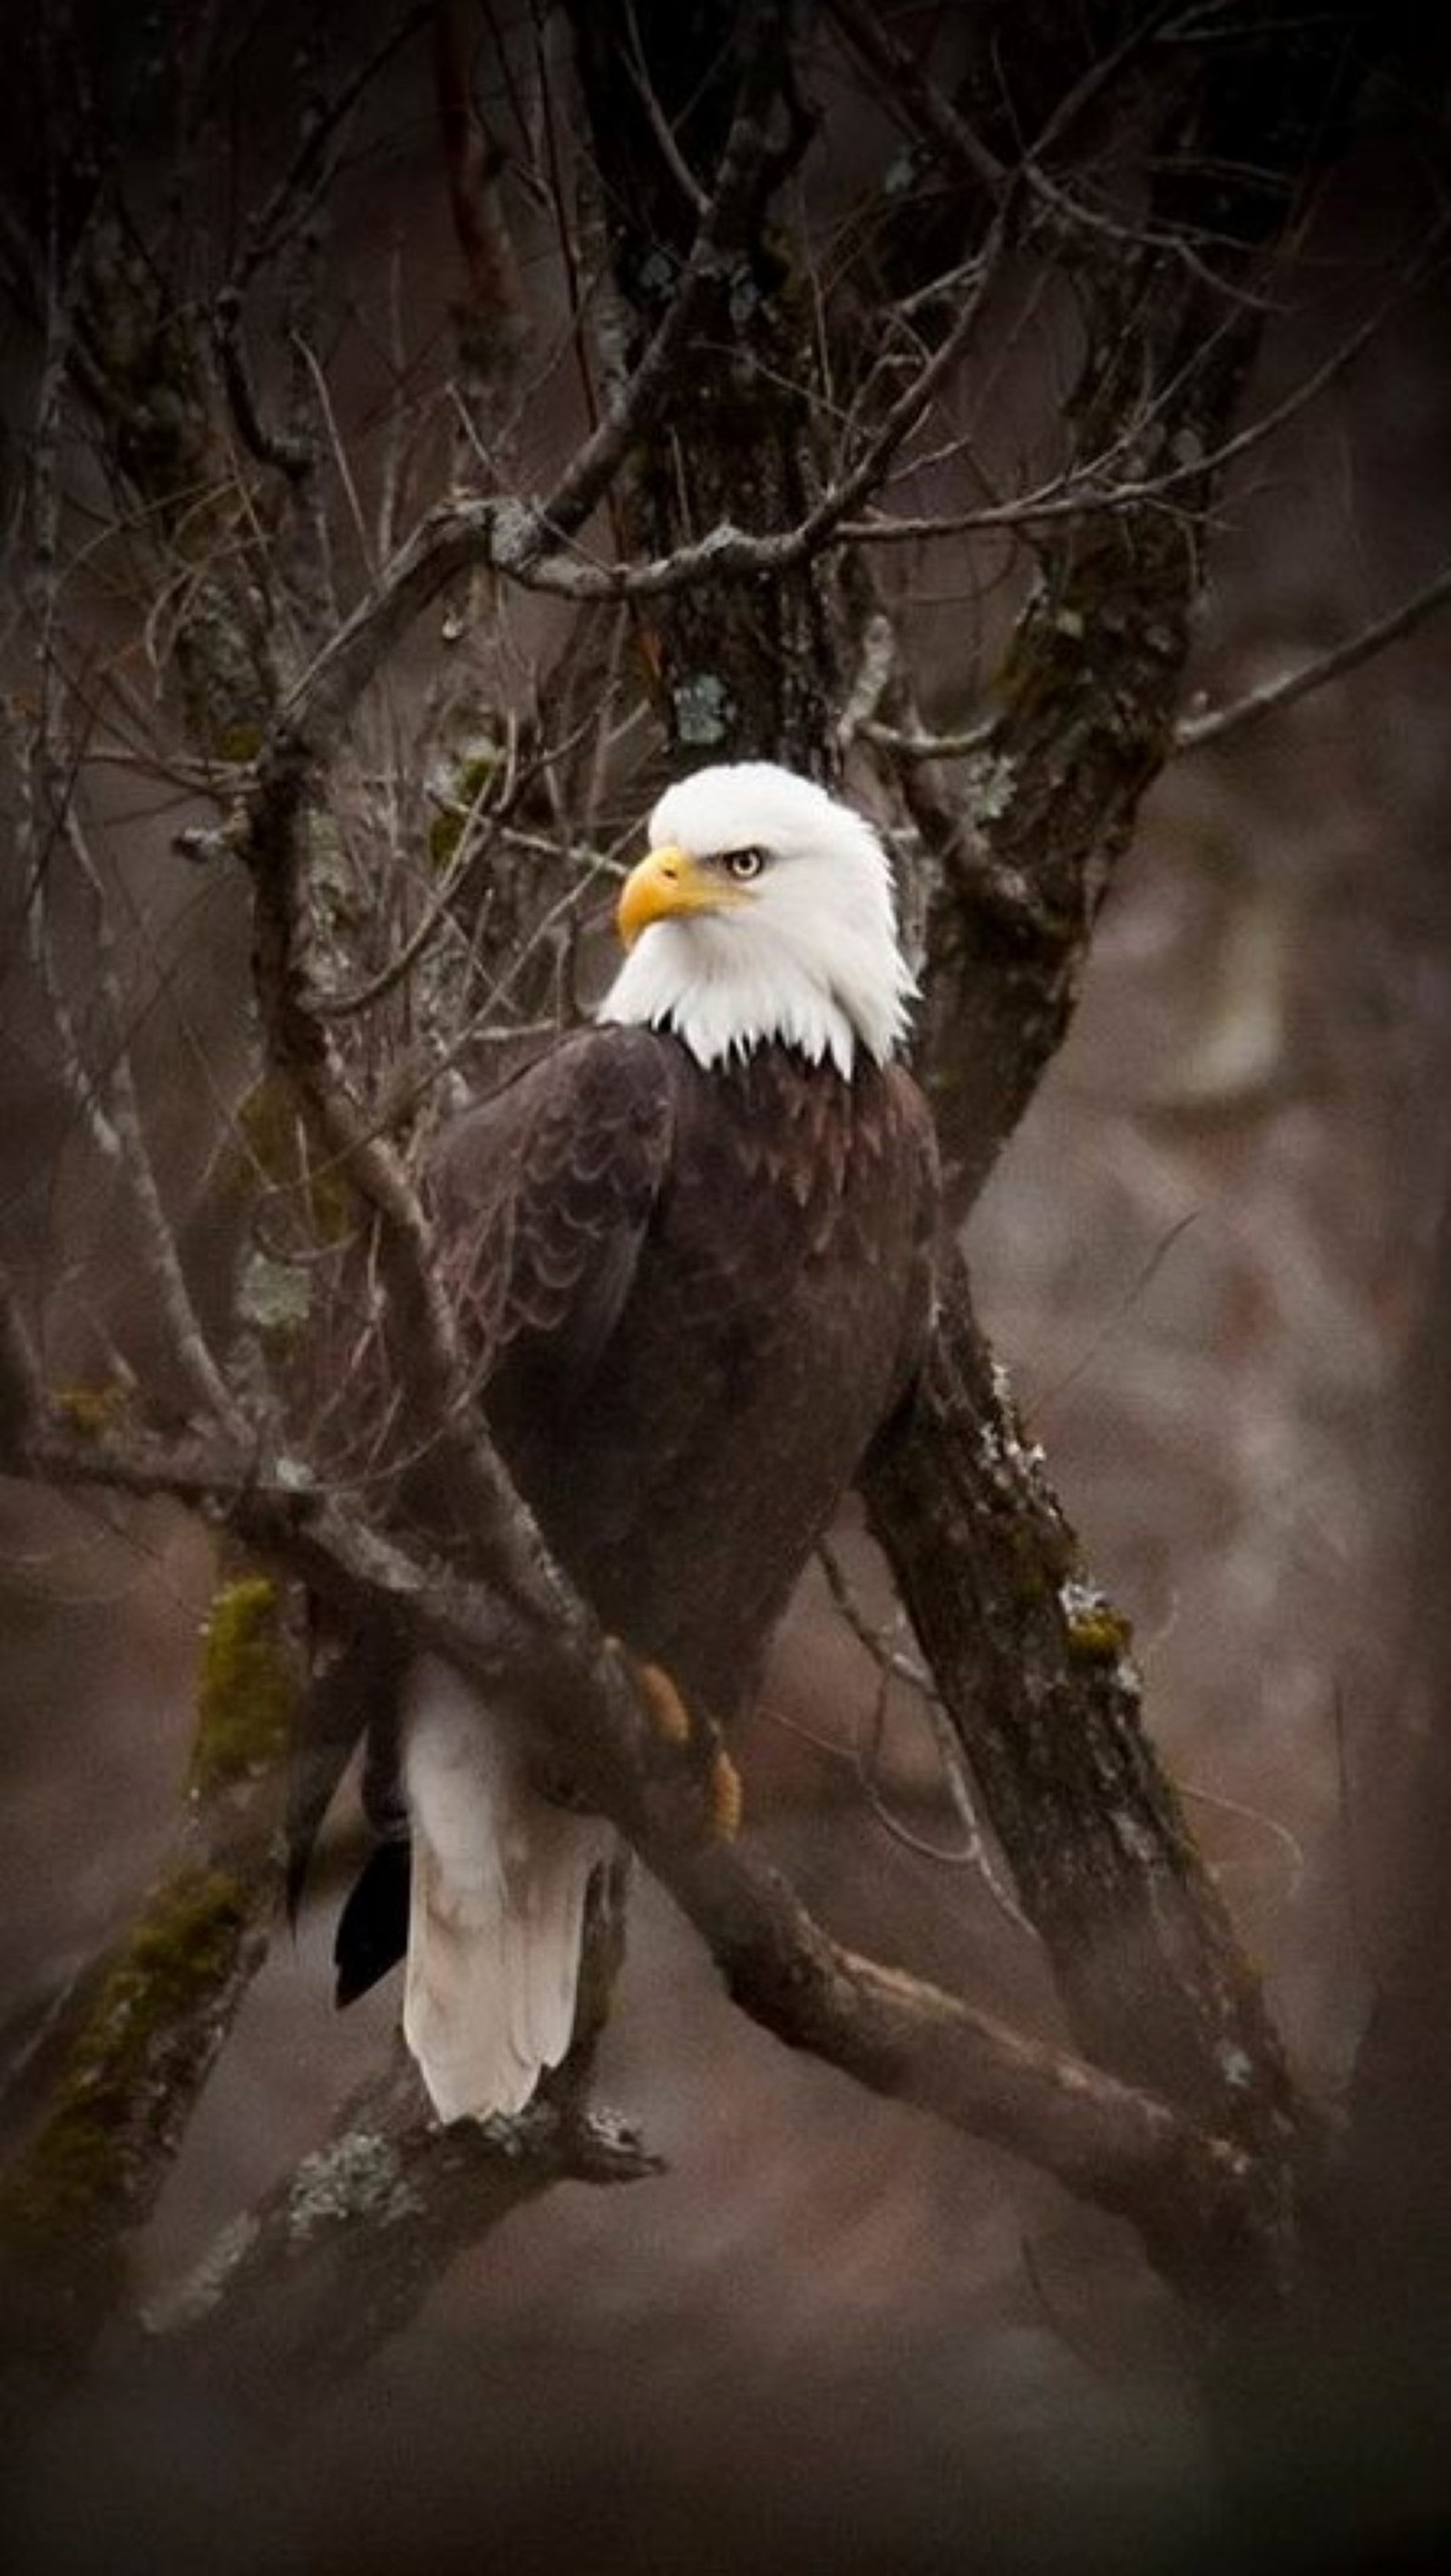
[627,1653,739,1837]
[708,1748,743,1842]
[634,1658,693,1746]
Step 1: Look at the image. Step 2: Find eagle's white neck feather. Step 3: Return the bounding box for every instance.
[598,763,915,1078]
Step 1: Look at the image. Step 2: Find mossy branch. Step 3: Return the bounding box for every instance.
[0,1366,1297,2328]
[142,2044,659,2401]
[0,1555,304,2370]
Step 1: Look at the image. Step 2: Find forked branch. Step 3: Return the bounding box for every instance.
[0,1281,1291,2333]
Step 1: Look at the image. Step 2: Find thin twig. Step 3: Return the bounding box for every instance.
[1177,561,1451,750]
[622,0,709,215]
[63,808,251,1437]
[816,1535,1036,1935]
[226,4,436,299]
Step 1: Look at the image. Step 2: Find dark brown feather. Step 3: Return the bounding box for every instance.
[324,1024,936,2002]
[433,1027,938,1723]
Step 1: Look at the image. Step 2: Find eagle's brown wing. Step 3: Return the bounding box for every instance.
[287,1027,675,1976]
[430,1024,677,1402]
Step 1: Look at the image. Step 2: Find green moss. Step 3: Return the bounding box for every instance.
[67,1869,251,2114]
[428,748,499,872]
[213,720,264,764]
[0,1866,251,2252]
[233,1078,352,1243]
[1065,1605,1134,1665]
[235,1077,307,1192]
[1004,1526,1050,1605]
[428,811,460,871]
[192,1574,297,1792]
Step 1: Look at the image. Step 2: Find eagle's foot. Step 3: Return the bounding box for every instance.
[614,1646,743,1842]
[632,1658,693,1747]
[706,1744,743,1842]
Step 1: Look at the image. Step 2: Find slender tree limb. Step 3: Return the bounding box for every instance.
[0,1528,301,2371]
[826,0,1223,282]
[621,0,711,217]
[258,113,1434,720]
[224,4,437,303]
[144,2061,660,2399]
[825,0,1007,198]
[53,803,251,1439]
[263,8,829,733]
[213,287,314,481]
[896,10,1358,1202]
[0,1301,1291,2319]
[433,0,529,436]
[262,264,1412,626]
[1177,560,1451,750]
[843,257,1437,551]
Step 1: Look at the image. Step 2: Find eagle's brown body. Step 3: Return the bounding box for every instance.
[312,759,941,2119]
[433,1026,937,1722]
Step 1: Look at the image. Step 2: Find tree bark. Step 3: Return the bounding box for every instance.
[565,0,841,772]
[862,1253,1304,2175]
[574,0,1356,2200]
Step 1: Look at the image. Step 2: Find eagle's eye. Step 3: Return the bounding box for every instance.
[722,845,765,883]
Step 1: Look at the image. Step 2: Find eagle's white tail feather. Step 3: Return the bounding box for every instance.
[401,1653,611,2123]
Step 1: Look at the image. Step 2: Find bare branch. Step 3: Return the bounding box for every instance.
[0,1341,1287,2316]
[827,0,1217,280]
[239,735,574,1612]
[0,1533,299,2367]
[212,288,313,482]
[1178,560,1451,750]
[433,0,529,441]
[49,803,250,1439]
[621,0,710,217]
[859,715,997,763]
[835,268,1434,551]
[263,31,1008,721]
[815,1533,1035,1936]
[825,0,1008,197]
[862,1251,1306,2174]
[225,4,436,302]
[147,2064,660,2395]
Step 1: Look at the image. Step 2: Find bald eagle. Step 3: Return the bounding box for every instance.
[322,763,939,2122]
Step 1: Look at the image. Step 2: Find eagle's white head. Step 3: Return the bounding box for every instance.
[597,761,915,1078]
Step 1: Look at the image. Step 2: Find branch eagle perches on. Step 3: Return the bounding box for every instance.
[0,1259,1288,2357]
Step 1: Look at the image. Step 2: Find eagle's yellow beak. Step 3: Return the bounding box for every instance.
[617,844,743,951]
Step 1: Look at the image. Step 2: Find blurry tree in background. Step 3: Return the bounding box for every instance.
[1,4,1450,2571]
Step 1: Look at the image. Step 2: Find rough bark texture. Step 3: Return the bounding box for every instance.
[0,1375,1282,2327]
[566,0,840,774]
[897,4,1367,1202]
[148,1953,657,2404]
[0,1565,302,2369]
[575,0,1354,2204]
[862,1253,1305,2180]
